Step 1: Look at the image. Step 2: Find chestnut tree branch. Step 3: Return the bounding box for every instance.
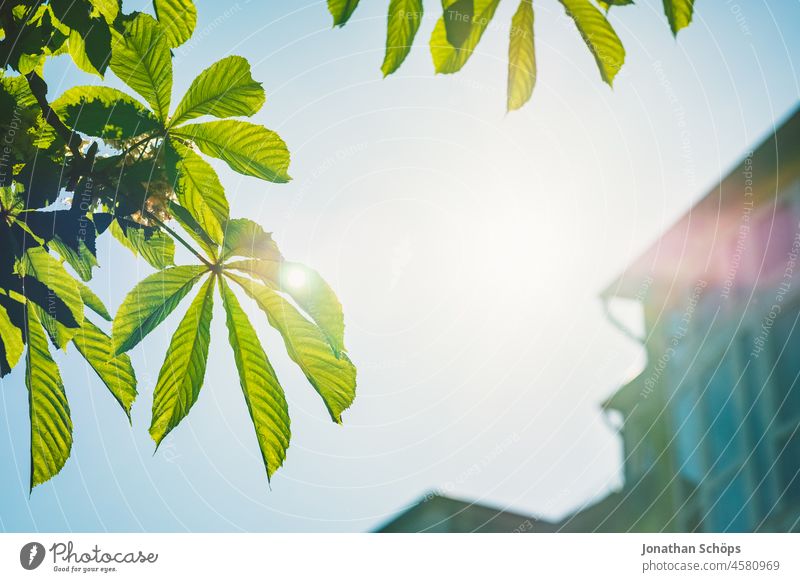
[24,72,84,159]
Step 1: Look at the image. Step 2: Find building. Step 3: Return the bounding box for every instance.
[377,105,800,533]
[375,493,557,533]
[567,104,800,532]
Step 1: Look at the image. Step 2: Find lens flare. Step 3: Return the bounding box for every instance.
[284,267,307,290]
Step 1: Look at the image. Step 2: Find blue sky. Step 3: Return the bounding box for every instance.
[1,0,799,532]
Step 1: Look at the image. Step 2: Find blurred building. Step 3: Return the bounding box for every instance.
[375,493,557,533]
[377,105,800,533]
[567,104,800,532]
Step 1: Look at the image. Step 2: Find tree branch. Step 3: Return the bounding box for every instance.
[24,72,84,159]
[145,211,214,269]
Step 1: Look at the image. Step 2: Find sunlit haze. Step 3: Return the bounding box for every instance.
[1,0,799,532]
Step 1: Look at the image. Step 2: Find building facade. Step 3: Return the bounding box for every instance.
[569,106,800,532]
[376,107,800,533]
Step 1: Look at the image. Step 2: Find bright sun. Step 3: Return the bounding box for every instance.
[284,266,308,290]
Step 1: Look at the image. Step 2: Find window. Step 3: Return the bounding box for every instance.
[774,428,800,508]
[769,311,800,427]
[762,303,800,519]
[739,345,780,518]
[690,346,759,531]
[671,388,705,485]
[703,350,745,476]
[704,472,751,532]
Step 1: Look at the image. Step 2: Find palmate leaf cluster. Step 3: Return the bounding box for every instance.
[0,0,356,490]
[328,0,696,110]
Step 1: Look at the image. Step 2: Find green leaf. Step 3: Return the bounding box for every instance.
[16,55,45,77]
[430,0,501,74]
[558,0,625,85]
[112,265,207,355]
[72,319,137,420]
[165,140,229,246]
[26,305,73,490]
[150,275,214,446]
[89,0,120,24]
[31,303,75,350]
[662,0,694,36]
[67,19,112,77]
[229,274,356,423]
[68,30,98,77]
[0,301,24,375]
[443,0,474,48]
[52,86,161,140]
[598,0,635,11]
[171,120,291,183]
[15,157,68,209]
[109,13,172,121]
[220,218,281,262]
[170,55,265,127]
[49,0,91,30]
[19,247,84,330]
[13,278,78,342]
[76,279,111,321]
[111,220,175,270]
[227,259,346,356]
[167,201,220,260]
[49,238,98,282]
[220,278,290,481]
[507,0,536,111]
[31,302,74,349]
[328,0,361,27]
[381,0,424,77]
[153,0,197,48]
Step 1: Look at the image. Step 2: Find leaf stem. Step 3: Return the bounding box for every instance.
[24,72,84,159]
[145,212,213,269]
[123,134,158,161]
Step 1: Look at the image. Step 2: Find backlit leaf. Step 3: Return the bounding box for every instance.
[166,140,229,246]
[167,201,220,260]
[170,55,265,127]
[112,265,207,354]
[32,303,77,350]
[558,0,625,85]
[49,238,98,282]
[72,319,137,420]
[662,0,695,36]
[507,0,536,111]
[19,247,84,329]
[171,120,291,183]
[328,0,361,27]
[26,306,72,490]
[220,218,281,262]
[227,259,346,356]
[67,19,112,77]
[52,86,161,140]
[381,0,424,77]
[153,0,197,48]
[110,13,172,121]
[443,0,474,48]
[430,0,501,74]
[220,278,290,481]
[76,279,111,321]
[598,0,635,10]
[90,0,120,24]
[111,220,175,270]
[14,277,79,333]
[150,276,214,445]
[0,300,24,375]
[230,274,356,423]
